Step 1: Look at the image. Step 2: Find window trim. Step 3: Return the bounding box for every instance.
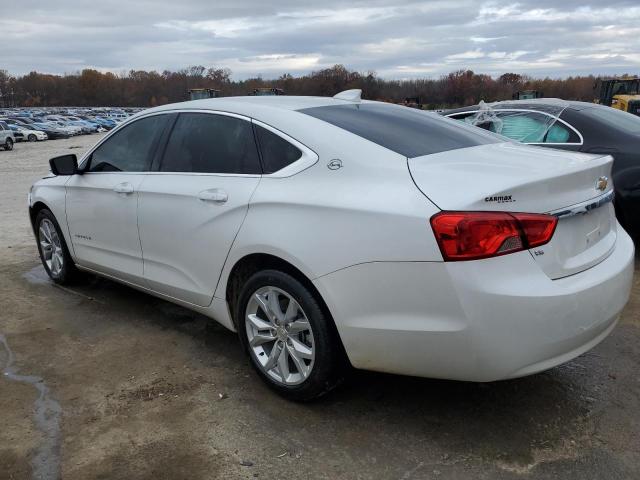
[251,118,318,177]
[445,108,584,146]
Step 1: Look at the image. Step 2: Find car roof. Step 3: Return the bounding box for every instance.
[141,95,364,125]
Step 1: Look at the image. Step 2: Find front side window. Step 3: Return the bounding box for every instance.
[87,115,168,172]
[160,113,261,174]
[254,125,302,174]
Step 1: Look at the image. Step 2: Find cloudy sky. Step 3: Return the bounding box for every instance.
[3,0,640,79]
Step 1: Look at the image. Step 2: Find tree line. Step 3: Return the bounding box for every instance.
[0,64,625,108]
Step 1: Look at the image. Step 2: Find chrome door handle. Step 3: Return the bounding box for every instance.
[198,189,228,204]
[113,182,134,194]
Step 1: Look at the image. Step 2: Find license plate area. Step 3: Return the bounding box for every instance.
[530,193,617,279]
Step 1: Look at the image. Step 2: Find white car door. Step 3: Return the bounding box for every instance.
[137,112,262,306]
[65,114,170,284]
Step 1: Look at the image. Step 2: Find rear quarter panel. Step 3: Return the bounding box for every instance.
[215,117,442,297]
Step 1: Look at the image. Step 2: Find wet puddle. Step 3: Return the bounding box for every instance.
[1,333,62,480]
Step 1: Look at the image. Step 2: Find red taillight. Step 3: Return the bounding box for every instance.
[430,211,557,261]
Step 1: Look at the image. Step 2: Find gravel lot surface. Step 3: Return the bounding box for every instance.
[1,135,639,479]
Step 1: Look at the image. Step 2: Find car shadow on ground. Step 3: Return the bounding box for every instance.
[23,264,603,470]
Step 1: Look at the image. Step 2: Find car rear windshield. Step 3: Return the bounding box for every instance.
[299,103,500,158]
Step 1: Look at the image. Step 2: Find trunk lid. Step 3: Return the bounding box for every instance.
[409,142,616,279]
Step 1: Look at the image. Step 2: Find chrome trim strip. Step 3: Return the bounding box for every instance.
[550,190,614,218]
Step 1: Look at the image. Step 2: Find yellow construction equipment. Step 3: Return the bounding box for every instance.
[595,78,640,116]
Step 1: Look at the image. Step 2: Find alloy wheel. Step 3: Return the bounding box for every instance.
[39,219,64,276]
[245,286,315,385]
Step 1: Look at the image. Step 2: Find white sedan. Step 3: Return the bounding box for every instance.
[28,91,634,400]
[14,126,48,142]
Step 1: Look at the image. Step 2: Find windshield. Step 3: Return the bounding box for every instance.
[300,102,501,158]
[581,106,640,134]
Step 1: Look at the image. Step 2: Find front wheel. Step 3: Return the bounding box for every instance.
[236,270,346,401]
[28,134,37,142]
[4,138,13,150]
[35,209,81,284]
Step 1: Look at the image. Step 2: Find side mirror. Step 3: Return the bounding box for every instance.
[49,154,78,176]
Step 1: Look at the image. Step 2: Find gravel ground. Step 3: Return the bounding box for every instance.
[1,135,639,480]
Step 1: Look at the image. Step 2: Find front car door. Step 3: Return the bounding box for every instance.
[65,114,170,284]
[137,111,262,306]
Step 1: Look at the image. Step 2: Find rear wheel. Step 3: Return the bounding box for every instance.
[236,269,346,401]
[4,138,13,150]
[35,209,80,284]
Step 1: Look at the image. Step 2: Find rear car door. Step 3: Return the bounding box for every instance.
[137,111,262,306]
[65,114,170,284]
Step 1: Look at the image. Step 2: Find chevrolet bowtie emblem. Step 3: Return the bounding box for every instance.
[596,176,608,192]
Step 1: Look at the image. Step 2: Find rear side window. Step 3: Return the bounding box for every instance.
[161,113,261,174]
[452,110,579,144]
[300,103,499,158]
[88,115,168,172]
[254,125,302,173]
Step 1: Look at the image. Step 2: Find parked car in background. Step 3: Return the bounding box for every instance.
[48,120,82,136]
[78,115,116,130]
[444,99,640,236]
[29,93,634,400]
[0,121,15,150]
[12,129,25,142]
[8,124,48,142]
[65,116,101,133]
[29,122,71,140]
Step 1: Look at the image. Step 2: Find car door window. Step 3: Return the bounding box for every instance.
[87,115,168,172]
[160,113,261,174]
[254,125,302,173]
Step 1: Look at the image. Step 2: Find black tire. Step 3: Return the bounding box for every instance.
[4,138,13,151]
[34,209,81,285]
[28,134,37,142]
[236,269,346,401]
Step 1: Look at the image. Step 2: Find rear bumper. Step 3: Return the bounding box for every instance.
[314,226,634,381]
